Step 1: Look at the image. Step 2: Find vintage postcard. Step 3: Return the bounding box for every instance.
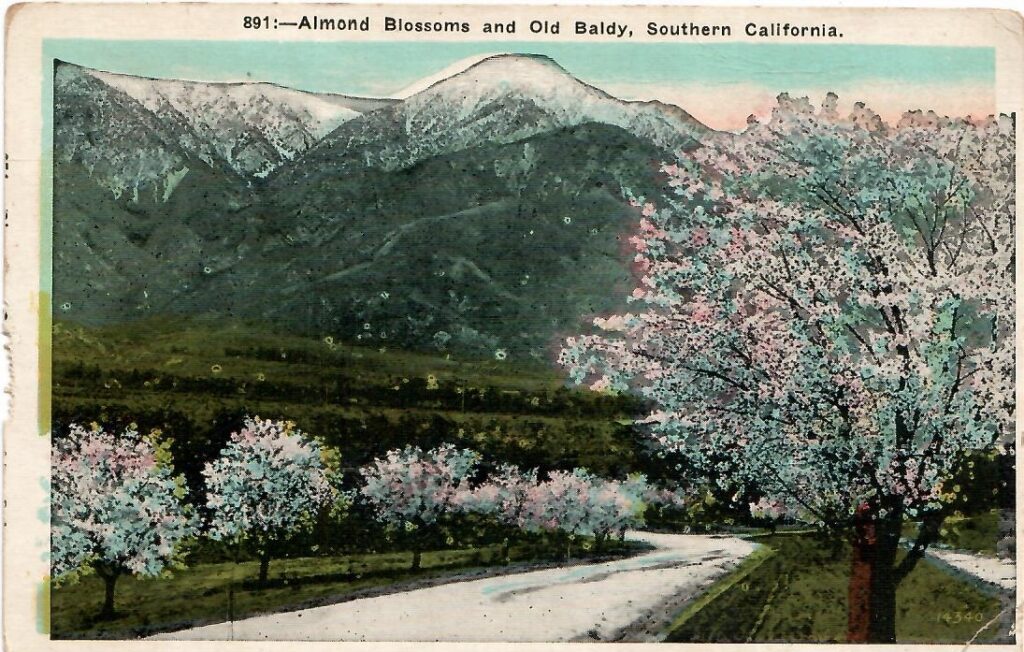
[4,3,1023,649]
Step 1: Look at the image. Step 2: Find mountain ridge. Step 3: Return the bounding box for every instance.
[53,54,695,356]
[71,62,373,178]
[271,53,708,186]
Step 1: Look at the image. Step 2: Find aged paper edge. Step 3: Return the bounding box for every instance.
[4,3,1023,650]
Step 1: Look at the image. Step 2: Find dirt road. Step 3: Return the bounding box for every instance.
[151,531,758,642]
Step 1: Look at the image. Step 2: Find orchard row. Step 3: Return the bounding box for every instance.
[51,416,684,619]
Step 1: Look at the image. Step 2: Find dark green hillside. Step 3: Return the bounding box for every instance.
[52,319,649,499]
[220,123,673,354]
[55,110,676,356]
[52,159,254,325]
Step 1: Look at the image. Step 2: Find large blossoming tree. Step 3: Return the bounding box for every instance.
[51,423,196,619]
[560,96,1014,642]
[360,444,480,570]
[203,417,339,585]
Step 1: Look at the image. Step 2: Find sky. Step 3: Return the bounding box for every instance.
[45,40,995,130]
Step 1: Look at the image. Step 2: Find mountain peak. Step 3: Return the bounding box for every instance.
[295,51,709,179]
[424,53,579,90]
[403,52,608,109]
[56,61,376,179]
[465,53,568,71]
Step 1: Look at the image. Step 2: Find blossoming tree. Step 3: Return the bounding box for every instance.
[51,423,196,619]
[593,474,660,545]
[458,463,539,562]
[520,468,610,559]
[360,444,480,570]
[560,96,1014,642]
[203,417,338,585]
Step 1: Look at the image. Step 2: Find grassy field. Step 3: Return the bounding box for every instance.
[51,319,648,496]
[665,533,1007,644]
[51,538,645,639]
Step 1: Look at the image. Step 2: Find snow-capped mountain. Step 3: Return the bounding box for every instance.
[282,54,709,181]
[53,62,226,203]
[53,53,706,353]
[400,53,707,151]
[85,67,378,178]
[54,61,395,200]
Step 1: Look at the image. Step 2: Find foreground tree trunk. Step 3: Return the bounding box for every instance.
[411,547,422,572]
[94,564,121,620]
[847,515,874,642]
[847,510,901,643]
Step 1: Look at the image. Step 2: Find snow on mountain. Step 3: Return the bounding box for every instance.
[411,53,708,144]
[402,54,710,148]
[54,62,215,202]
[86,68,366,177]
[391,53,500,98]
[293,54,710,177]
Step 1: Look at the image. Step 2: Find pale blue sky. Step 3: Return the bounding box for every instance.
[47,40,993,95]
[44,40,996,129]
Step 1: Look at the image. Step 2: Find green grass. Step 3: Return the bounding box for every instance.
[665,533,1006,644]
[52,539,644,639]
[53,318,563,392]
[902,510,1004,557]
[938,511,1002,557]
[52,319,644,480]
[664,543,775,634]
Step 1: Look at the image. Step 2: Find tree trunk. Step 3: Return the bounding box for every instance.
[258,549,271,586]
[411,547,422,572]
[847,509,901,643]
[501,536,511,565]
[847,516,873,642]
[595,533,605,554]
[565,535,572,562]
[95,565,120,620]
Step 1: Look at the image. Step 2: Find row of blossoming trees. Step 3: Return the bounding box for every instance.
[52,417,682,619]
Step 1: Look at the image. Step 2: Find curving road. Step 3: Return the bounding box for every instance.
[151,532,758,642]
[925,548,1016,592]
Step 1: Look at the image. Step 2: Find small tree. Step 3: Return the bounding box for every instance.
[748,497,796,534]
[458,463,538,562]
[636,482,693,534]
[203,417,338,585]
[360,444,480,570]
[560,98,1014,642]
[591,474,653,546]
[521,468,603,560]
[51,423,196,619]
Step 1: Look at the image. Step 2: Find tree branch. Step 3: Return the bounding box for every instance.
[893,512,944,583]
